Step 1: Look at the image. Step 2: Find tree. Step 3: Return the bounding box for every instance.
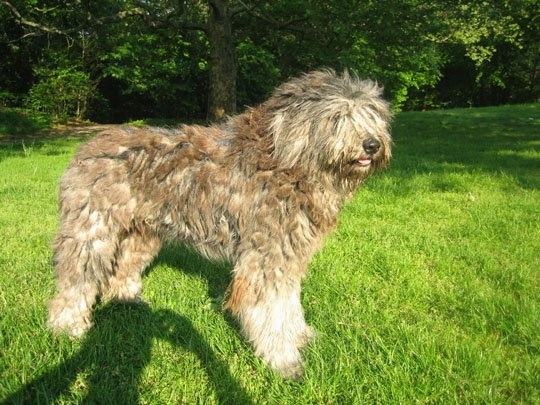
[25,67,93,120]
[1,0,307,121]
[235,0,446,108]
[0,0,235,121]
[205,0,236,121]
[420,0,527,107]
[1,0,537,122]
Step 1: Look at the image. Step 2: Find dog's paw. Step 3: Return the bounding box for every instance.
[47,316,92,338]
[260,347,306,380]
[47,304,93,338]
[274,359,305,380]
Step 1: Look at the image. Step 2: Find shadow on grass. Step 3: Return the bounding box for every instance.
[0,138,83,165]
[149,244,245,349]
[153,244,233,299]
[0,109,51,137]
[5,302,253,404]
[150,245,248,356]
[391,106,540,190]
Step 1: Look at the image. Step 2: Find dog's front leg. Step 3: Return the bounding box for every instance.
[224,253,313,379]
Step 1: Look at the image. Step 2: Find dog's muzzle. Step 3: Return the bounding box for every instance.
[362,138,381,155]
[353,138,381,167]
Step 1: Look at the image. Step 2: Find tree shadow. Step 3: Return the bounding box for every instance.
[390,109,540,190]
[0,109,50,137]
[5,302,253,404]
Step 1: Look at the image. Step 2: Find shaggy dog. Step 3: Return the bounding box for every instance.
[47,70,392,379]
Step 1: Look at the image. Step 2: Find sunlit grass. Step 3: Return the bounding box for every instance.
[1,104,539,403]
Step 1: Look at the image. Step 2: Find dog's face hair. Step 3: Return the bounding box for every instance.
[267,70,392,178]
[266,70,392,189]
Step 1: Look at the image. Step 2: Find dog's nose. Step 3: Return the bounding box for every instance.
[362,138,381,155]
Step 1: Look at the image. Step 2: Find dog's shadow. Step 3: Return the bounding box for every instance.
[152,243,233,300]
[6,246,253,404]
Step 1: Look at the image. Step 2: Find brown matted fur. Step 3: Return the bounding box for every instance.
[47,69,392,379]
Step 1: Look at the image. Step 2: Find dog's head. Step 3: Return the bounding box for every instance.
[266,69,392,189]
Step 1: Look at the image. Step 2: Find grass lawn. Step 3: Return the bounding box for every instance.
[0,108,52,137]
[0,104,539,403]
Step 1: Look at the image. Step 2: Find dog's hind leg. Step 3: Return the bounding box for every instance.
[47,229,115,337]
[101,231,161,302]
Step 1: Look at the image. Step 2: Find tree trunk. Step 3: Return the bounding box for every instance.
[206,0,236,123]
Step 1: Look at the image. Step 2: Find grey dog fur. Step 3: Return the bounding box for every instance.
[47,69,392,379]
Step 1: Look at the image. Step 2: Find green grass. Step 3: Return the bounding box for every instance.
[1,104,539,403]
[0,108,52,138]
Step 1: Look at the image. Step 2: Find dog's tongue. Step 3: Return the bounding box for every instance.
[357,157,372,166]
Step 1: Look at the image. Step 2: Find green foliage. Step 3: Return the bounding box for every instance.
[99,23,208,119]
[0,0,537,120]
[236,38,281,106]
[437,1,522,67]
[104,34,190,95]
[25,67,93,122]
[0,91,20,107]
[333,1,445,109]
